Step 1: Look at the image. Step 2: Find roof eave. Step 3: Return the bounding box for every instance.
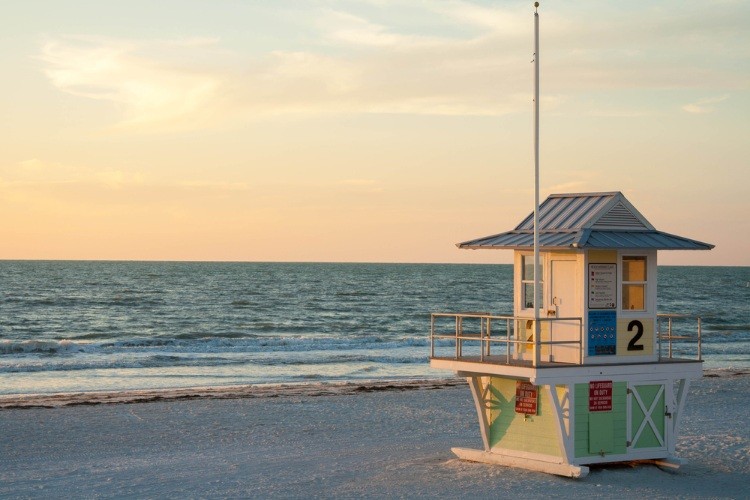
[458,244,577,250]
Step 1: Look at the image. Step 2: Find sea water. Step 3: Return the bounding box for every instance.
[0,262,747,395]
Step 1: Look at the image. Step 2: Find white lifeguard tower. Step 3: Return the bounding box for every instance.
[428,3,714,478]
[429,191,713,477]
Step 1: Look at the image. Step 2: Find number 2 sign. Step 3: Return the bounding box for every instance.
[616,318,654,355]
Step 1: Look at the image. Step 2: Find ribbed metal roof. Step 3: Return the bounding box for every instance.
[459,192,714,251]
[514,192,654,231]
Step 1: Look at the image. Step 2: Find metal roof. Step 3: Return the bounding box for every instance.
[458,192,714,251]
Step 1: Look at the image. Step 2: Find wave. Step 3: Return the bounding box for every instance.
[2,295,166,308]
[0,354,246,373]
[0,339,84,355]
[172,331,258,340]
[0,350,427,374]
[706,324,750,332]
[334,291,378,297]
[0,332,440,355]
[0,335,446,358]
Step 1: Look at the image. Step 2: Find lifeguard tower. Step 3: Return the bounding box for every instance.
[429,191,713,477]
[428,4,714,477]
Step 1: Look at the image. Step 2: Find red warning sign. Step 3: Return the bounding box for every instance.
[515,381,538,415]
[589,380,613,412]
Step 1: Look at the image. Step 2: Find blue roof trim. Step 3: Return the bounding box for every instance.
[585,230,714,250]
[458,230,714,250]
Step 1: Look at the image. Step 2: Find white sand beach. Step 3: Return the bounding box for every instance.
[1,371,748,499]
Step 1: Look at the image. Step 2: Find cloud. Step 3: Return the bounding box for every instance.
[0,159,257,210]
[4,158,145,188]
[338,179,378,186]
[322,11,445,47]
[431,1,530,34]
[36,2,749,132]
[178,181,250,192]
[682,94,730,114]
[39,35,223,131]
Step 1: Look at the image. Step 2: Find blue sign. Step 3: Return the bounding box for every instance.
[588,310,617,356]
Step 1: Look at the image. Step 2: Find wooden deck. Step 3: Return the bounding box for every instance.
[429,355,704,384]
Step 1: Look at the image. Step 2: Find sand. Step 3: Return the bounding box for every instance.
[1,371,748,499]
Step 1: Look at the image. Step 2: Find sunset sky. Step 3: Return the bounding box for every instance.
[1,0,748,265]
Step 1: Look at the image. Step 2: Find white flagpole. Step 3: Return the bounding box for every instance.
[533,2,541,367]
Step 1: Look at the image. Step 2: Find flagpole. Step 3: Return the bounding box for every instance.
[533,2,541,367]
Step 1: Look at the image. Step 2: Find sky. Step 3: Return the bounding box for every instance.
[1,0,748,265]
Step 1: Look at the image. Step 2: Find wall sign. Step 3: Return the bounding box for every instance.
[589,380,613,412]
[588,310,617,356]
[616,317,654,356]
[515,381,538,415]
[588,263,617,309]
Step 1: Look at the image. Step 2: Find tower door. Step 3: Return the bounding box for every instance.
[550,259,579,363]
[627,382,667,452]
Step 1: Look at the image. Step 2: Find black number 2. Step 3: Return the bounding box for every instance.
[627,320,644,351]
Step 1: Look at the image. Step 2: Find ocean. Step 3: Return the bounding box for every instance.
[0,261,748,396]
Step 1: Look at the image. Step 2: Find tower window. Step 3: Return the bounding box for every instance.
[521,255,543,309]
[622,256,647,311]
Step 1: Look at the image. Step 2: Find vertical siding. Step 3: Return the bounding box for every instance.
[489,377,562,458]
[574,382,627,458]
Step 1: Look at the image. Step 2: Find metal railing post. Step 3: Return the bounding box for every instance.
[430,314,435,359]
[657,316,662,361]
[668,317,673,358]
[697,316,702,361]
[455,316,461,359]
[479,316,485,362]
[506,318,511,364]
[486,317,492,358]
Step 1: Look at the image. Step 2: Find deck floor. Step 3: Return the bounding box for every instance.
[429,355,702,369]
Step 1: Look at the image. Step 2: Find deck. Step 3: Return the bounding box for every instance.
[429,312,705,384]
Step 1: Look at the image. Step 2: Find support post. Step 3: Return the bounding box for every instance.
[467,376,491,451]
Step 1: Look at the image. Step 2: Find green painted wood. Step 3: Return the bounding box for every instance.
[589,412,614,454]
[574,382,627,458]
[631,384,665,449]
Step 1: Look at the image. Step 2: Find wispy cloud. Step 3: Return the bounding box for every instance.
[338,179,378,186]
[6,158,145,188]
[322,11,446,47]
[36,2,749,133]
[682,94,730,114]
[3,159,248,194]
[39,36,223,132]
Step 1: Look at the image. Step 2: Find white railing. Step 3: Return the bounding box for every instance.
[657,313,703,361]
[430,312,583,367]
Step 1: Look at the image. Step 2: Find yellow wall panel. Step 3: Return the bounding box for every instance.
[489,377,563,458]
[588,250,617,264]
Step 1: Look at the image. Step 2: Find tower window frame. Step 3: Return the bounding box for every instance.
[521,254,544,310]
[621,255,647,311]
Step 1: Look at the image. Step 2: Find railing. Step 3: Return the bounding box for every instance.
[657,313,703,361]
[430,312,583,367]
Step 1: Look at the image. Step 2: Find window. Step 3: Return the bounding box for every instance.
[521,255,543,309]
[622,256,647,311]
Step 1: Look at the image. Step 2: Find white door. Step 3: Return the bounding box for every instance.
[550,260,579,363]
